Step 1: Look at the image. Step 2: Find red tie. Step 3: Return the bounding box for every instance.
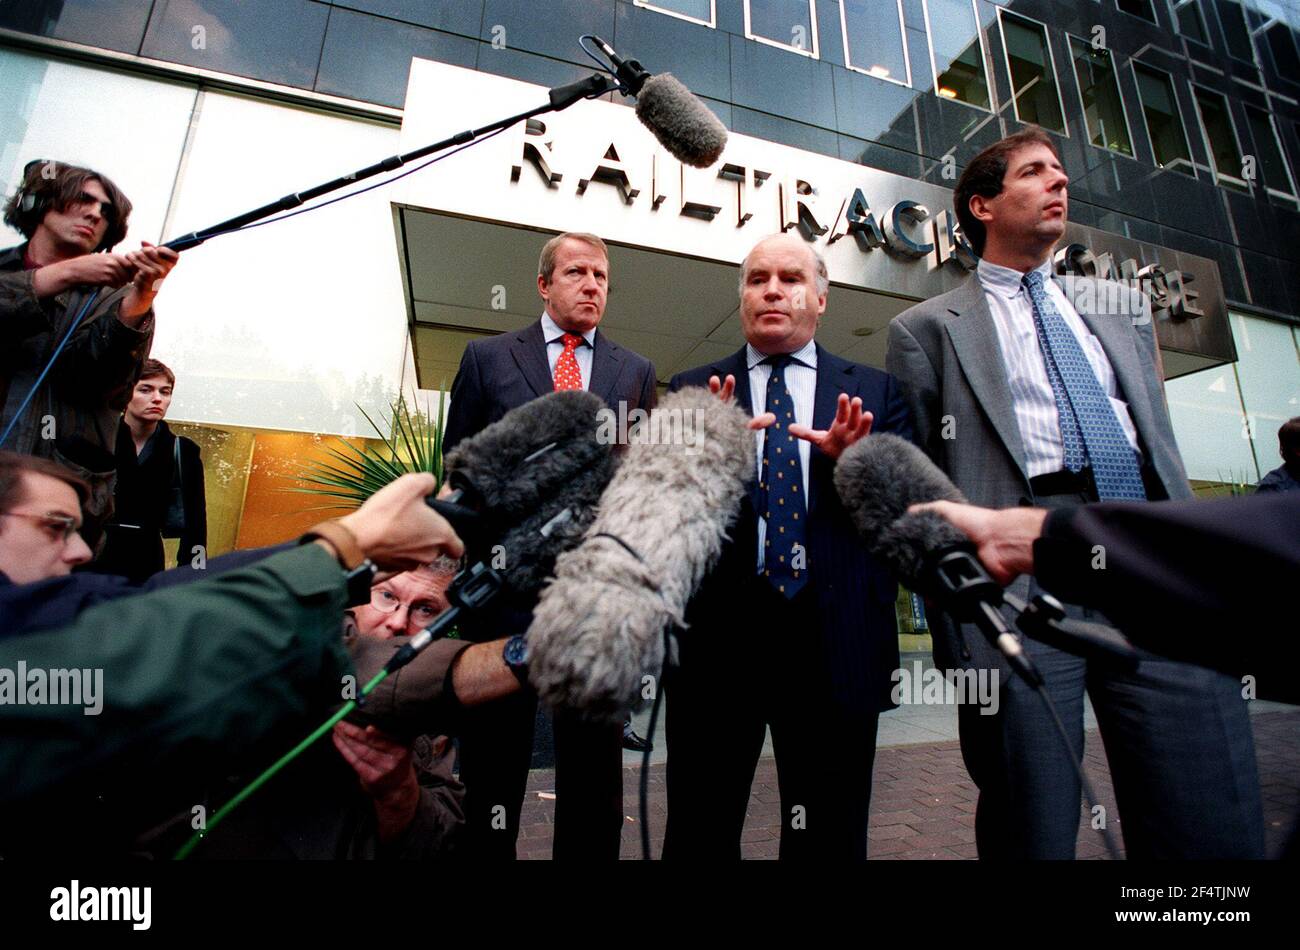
[553,333,584,391]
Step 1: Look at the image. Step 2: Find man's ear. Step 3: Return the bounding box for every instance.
[969,193,995,225]
[536,273,549,302]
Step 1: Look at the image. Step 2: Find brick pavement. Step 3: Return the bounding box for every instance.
[515,709,1300,860]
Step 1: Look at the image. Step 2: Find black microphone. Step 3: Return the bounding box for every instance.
[439,389,618,603]
[834,434,1043,684]
[584,34,728,168]
[834,434,1136,675]
[526,386,754,721]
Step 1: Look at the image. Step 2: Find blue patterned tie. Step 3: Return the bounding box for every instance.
[760,355,807,598]
[1023,270,1146,501]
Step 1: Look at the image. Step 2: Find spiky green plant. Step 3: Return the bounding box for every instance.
[288,391,447,511]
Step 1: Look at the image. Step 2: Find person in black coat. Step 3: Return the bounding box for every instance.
[97,358,205,582]
[442,231,657,860]
[664,233,913,861]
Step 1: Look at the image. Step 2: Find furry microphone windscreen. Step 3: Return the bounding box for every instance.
[635,73,728,168]
[526,386,754,722]
[833,433,970,590]
[443,390,617,601]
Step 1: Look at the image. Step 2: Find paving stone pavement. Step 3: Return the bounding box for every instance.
[514,709,1300,860]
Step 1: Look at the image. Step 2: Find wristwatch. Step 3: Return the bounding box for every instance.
[502,635,530,686]
[301,520,376,607]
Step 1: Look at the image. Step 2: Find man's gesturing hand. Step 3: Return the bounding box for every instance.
[707,374,775,431]
[338,473,464,570]
[788,393,873,459]
[909,500,1047,586]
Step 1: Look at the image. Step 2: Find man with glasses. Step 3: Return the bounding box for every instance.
[0,449,93,586]
[1,159,179,551]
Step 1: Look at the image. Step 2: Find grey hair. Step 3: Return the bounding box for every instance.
[738,235,829,296]
[538,231,609,283]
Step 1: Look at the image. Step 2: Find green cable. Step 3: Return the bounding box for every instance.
[173,667,390,860]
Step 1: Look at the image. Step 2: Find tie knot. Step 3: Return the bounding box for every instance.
[763,353,793,370]
[562,333,584,350]
[1022,270,1045,293]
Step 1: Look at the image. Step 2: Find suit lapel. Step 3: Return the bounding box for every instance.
[587,330,624,406]
[943,277,1031,482]
[1063,277,1158,448]
[509,320,554,399]
[810,344,854,514]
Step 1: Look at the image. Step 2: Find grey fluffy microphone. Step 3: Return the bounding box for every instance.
[442,390,617,601]
[526,387,753,722]
[832,432,970,591]
[635,73,728,168]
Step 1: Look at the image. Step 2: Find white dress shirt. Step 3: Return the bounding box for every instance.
[541,311,595,391]
[747,339,816,569]
[977,258,1140,478]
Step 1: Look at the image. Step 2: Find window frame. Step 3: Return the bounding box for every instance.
[1213,0,1260,69]
[1130,59,1198,178]
[1167,0,1211,47]
[1066,33,1138,160]
[633,0,717,29]
[1114,0,1160,26]
[1189,80,1252,192]
[838,0,912,88]
[921,0,994,113]
[743,0,820,59]
[996,7,1070,137]
[1242,103,1300,208]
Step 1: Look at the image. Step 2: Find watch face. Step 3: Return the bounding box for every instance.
[504,635,528,668]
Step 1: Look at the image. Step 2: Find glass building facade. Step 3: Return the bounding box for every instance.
[1,1,1297,629]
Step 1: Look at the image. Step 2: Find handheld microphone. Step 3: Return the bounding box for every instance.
[526,386,754,722]
[582,34,728,168]
[834,434,1135,674]
[835,434,1038,684]
[439,389,617,602]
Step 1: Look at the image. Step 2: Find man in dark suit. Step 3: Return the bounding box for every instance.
[887,130,1262,858]
[442,231,656,860]
[663,233,912,861]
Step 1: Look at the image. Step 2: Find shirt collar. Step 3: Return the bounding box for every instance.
[746,338,818,372]
[976,256,1055,299]
[541,311,596,347]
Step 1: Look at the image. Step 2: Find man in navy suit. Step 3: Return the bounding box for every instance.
[664,233,912,860]
[442,231,656,860]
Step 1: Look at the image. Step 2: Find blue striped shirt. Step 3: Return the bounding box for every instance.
[977,258,1140,478]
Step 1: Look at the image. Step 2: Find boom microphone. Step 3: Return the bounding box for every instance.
[585,34,728,168]
[526,387,753,722]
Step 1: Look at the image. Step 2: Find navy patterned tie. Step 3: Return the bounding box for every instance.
[760,354,807,598]
[1023,270,1146,501]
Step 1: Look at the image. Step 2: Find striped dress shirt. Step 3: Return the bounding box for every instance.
[977,258,1141,478]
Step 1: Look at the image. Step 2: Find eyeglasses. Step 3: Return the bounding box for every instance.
[0,511,81,543]
[369,587,442,625]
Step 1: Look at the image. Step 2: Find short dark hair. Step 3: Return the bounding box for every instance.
[1279,416,1300,465]
[954,129,1060,257]
[139,358,175,387]
[0,451,91,516]
[2,159,132,251]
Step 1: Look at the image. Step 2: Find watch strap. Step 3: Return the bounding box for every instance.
[302,519,365,571]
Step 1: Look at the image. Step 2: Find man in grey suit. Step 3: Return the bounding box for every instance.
[443,231,657,860]
[887,129,1262,859]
